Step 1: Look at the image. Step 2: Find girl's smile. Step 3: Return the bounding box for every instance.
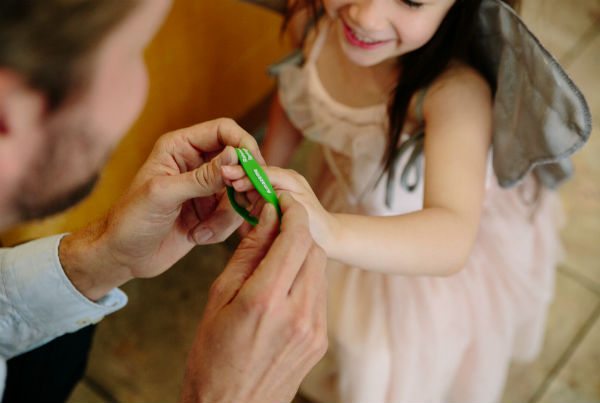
[340,17,394,50]
[326,0,456,67]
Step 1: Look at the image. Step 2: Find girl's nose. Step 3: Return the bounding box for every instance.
[347,0,388,32]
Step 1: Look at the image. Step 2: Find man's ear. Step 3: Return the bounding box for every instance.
[0,69,46,138]
[0,69,12,135]
[0,114,6,134]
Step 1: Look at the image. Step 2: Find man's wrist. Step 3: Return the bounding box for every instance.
[59,220,133,301]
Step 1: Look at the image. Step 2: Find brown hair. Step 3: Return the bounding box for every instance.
[285,0,521,175]
[0,0,138,109]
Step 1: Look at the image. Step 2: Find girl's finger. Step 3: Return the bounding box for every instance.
[232,177,254,192]
[231,166,307,194]
[221,165,246,181]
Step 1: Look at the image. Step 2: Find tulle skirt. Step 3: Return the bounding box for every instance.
[300,174,563,403]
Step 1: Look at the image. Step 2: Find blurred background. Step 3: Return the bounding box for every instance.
[1,0,598,402]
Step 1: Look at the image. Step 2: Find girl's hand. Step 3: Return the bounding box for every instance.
[222,165,338,254]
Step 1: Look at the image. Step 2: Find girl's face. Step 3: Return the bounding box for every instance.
[323,0,456,67]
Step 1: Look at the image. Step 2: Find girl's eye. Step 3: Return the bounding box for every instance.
[401,0,424,8]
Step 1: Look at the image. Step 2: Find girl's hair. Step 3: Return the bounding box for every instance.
[284,0,521,174]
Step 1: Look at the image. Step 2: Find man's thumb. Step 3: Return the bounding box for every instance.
[190,146,238,195]
[152,146,238,207]
[208,204,279,307]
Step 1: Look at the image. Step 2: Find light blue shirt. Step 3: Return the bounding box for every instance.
[0,234,127,397]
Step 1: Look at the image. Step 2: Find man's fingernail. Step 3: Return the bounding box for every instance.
[224,146,237,163]
[193,227,214,243]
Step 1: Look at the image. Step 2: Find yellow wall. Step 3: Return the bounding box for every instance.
[1,0,290,246]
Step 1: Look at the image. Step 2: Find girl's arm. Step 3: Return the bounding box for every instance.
[261,93,303,166]
[227,66,493,277]
[330,67,493,276]
[261,0,312,166]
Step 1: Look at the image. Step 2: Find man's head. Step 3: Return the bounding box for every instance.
[0,0,171,229]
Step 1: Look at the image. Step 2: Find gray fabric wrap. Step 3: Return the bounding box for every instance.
[475,0,591,188]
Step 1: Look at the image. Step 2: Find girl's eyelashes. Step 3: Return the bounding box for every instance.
[400,0,424,8]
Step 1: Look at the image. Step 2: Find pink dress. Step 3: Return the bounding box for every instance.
[278,21,564,403]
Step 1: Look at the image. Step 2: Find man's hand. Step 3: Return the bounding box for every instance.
[60,118,263,301]
[181,193,328,403]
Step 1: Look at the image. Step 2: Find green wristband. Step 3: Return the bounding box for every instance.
[227,148,282,226]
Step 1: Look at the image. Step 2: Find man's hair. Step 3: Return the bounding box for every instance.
[0,0,138,110]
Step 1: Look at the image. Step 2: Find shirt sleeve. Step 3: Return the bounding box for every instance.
[0,234,127,360]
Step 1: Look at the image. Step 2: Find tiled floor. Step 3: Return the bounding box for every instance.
[68,1,599,402]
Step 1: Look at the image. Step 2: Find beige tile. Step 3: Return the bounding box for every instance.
[555,23,600,288]
[538,309,600,403]
[85,244,232,403]
[67,381,107,403]
[560,200,600,289]
[560,175,600,288]
[502,271,600,403]
[565,30,600,121]
[520,0,600,60]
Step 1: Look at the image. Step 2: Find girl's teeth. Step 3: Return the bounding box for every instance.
[353,29,379,44]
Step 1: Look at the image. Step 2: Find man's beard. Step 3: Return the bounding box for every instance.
[13,110,110,222]
[16,174,100,221]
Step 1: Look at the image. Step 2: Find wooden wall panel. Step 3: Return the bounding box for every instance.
[1,0,290,246]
